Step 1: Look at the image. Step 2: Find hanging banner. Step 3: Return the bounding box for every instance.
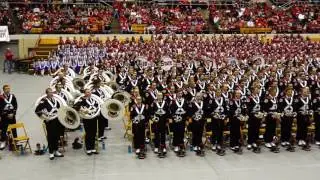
[0,26,10,42]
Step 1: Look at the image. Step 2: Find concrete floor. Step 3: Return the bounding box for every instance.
[0,71,320,180]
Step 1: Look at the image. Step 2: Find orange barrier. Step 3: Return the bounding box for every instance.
[240,28,272,34]
[131,24,147,34]
[31,28,43,34]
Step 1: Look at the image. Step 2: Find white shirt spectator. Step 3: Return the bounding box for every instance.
[247,20,255,27]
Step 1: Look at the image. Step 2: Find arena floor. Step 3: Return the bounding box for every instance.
[0,72,320,180]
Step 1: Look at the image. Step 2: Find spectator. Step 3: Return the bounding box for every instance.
[4,48,14,74]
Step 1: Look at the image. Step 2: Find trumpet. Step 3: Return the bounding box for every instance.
[151,116,160,123]
[282,110,297,117]
[213,113,226,120]
[271,112,282,119]
[300,110,313,116]
[238,115,249,122]
[255,112,267,119]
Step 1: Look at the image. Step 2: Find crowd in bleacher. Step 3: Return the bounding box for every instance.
[115,2,208,34]
[16,5,112,34]
[2,1,319,34]
[0,6,15,33]
[209,2,320,33]
[32,34,319,76]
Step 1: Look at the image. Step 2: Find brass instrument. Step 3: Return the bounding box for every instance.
[101,99,125,121]
[35,94,80,129]
[112,91,131,106]
[74,94,103,119]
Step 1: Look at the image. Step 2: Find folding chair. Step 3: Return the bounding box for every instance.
[123,106,133,139]
[7,122,32,155]
[167,121,174,150]
[184,121,193,148]
[203,118,213,148]
[148,119,155,148]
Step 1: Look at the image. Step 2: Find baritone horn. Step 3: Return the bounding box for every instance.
[101,99,125,121]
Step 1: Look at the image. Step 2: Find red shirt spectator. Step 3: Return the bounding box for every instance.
[5,49,14,61]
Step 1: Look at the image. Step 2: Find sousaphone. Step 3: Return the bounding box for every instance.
[106,81,119,92]
[73,78,86,91]
[74,94,103,119]
[35,94,80,129]
[112,91,131,106]
[57,106,81,129]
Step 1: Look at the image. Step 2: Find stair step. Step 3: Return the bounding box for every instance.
[36,51,50,56]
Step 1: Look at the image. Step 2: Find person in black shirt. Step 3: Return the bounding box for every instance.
[294,87,313,148]
[169,89,188,156]
[188,93,205,156]
[247,85,264,153]
[262,86,281,151]
[149,92,169,156]
[130,96,149,159]
[91,80,108,141]
[279,86,296,147]
[35,88,64,160]
[228,89,247,153]
[73,89,100,155]
[209,88,228,155]
[0,85,18,150]
[312,87,320,146]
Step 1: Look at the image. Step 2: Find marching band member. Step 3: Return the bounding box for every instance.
[169,89,188,156]
[91,80,108,140]
[0,85,18,150]
[144,82,158,105]
[228,89,247,153]
[53,83,67,139]
[294,87,313,148]
[188,93,205,156]
[73,89,99,155]
[150,92,169,156]
[126,72,140,93]
[247,85,263,153]
[313,86,320,146]
[130,96,149,159]
[262,86,280,151]
[279,86,296,146]
[35,88,64,160]
[209,88,228,155]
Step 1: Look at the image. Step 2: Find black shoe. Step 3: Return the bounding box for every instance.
[72,142,83,149]
[286,145,295,152]
[270,146,280,153]
[138,152,146,159]
[253,146,261,154]
[86,151,92,156]
[216,148,226,156]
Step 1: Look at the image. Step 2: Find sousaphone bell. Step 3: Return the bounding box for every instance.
[112,91,131,106]
[101,99,125,121]
[57,106,81,129]
[73,78,86,91]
